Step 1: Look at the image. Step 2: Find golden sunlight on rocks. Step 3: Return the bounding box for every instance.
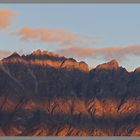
[0,50,139,136]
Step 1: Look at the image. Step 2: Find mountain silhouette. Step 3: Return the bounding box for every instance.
[0,50,139,136]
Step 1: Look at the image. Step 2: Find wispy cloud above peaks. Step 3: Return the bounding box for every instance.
[100,45,140,61]
[16,26,79,44]
[56,45,140,62]
[0,9,16,29]
[57,46,96,58]
[15,26,100,47]
[15,26,140,64]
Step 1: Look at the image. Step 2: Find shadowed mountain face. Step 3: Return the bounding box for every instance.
[0,49,139,136]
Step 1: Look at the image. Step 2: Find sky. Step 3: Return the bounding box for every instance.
[0,4,140,71]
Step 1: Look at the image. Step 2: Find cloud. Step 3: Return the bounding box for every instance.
[56,46,96,58]
[15,26,100,46]
[0,50,11,58]
[56,45,140,61]
[0,9,16,29]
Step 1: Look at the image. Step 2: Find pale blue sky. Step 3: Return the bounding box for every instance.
[0,4,140,71]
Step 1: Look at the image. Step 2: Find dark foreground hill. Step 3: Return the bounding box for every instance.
[0,49,139,136]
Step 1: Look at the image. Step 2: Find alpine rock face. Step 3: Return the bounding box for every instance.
[0,49,139,136]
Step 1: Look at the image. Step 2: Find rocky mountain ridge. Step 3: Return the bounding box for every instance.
[0,50,139,136]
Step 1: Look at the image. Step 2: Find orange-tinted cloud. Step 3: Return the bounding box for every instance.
[0,51,11,58]
[0,9,16,29]
[16,27,80,44]
[16,26,99,46]
[56,45,140,61]
[56,46,96,58]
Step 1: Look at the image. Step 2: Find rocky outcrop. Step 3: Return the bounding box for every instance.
[0,50,139,136]
[96,59,119,70]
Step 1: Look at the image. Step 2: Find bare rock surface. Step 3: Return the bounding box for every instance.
[0,50,139,136]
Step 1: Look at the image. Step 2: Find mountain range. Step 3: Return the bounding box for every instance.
[0,49,139,136]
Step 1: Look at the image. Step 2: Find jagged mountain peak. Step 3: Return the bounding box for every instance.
[31,49,59,57]
[32,49,41,55]
[0,50,139,136]
[1,51,139,73]
[21,49,66,62]
[1,50,89,72]
[96,59,119,70]
[9,52,20,58]
[4,52,21,60]
[134,67,140,73]
[108,59,119,66]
